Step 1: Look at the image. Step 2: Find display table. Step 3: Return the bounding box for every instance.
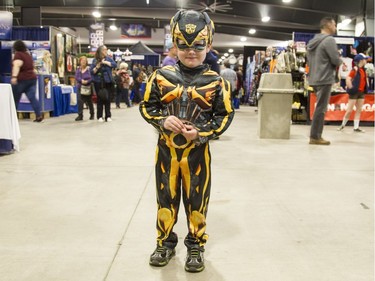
[52,85,78,116]
[0,83,21,154]
[309,92,374,121]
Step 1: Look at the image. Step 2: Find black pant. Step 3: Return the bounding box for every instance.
[78,92,94,116]
[94,82,112,120]
[116,88,130,107]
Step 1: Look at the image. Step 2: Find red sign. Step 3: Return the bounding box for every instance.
[309,93,374,121]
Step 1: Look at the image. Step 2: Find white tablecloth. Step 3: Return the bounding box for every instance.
[0,83,21,151]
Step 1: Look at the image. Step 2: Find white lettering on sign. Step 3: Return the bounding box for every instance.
[322,102,375,112]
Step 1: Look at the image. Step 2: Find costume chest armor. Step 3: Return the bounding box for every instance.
[156,66,221,125]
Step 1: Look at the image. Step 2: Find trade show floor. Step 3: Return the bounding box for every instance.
[0,105,373,281]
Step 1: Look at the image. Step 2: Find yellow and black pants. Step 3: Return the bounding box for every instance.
[154,140,211,250]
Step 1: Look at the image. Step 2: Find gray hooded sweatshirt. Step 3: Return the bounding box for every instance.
[307,34,342,86]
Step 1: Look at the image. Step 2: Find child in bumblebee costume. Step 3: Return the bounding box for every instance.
[139,10,234,272]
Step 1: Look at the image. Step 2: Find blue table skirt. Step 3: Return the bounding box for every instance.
[0,139,13,154]
[52,86,78,117]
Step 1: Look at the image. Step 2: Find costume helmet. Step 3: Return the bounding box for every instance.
[170,10,215,49]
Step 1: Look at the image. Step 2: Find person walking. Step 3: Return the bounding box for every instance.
[115,62,132,108]
[338,53,370,132]
[139,10,234,273]
[307,17,342,145]
[90,45,117,122]
[220,60,237,101]
[75,56,94,121]
[10,40,43,122]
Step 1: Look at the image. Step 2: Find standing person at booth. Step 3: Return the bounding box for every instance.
[10,40,43,122]
[307,17,342,145]
[75,56,94,121]
[140,10,234,273]
[90,45,116,122]
[162,39,178,66]
[337,53,370,132]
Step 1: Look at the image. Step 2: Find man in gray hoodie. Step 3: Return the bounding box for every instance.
[307,17,342,145]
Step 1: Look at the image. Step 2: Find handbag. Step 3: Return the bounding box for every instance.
[97,88,109,101]
[70,92,77,106]
[80,84,91,96]
[97,69,110,101]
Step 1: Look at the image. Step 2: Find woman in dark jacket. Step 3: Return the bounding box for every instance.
[90,45,117,122]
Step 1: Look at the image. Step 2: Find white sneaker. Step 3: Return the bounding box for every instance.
[98,117,104,122]
[106,117,112,122]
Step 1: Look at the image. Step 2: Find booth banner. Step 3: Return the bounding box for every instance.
[121,24,151,38]
[131,55,145,60]
[164,25,172,54]
[0,11,12,40]
[89,23,104,52]
[1,40,50,50]
[310,92,375,121]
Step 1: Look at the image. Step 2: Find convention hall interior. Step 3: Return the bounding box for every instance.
[0,0,374,281]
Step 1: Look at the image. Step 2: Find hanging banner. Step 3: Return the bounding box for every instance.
[164,24,172,54]
[89,23,104,52]
[121,24,151,38]
[309,92,375,121]
[0,11,13,40]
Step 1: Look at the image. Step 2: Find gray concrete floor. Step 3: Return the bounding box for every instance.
[0,105,373,281]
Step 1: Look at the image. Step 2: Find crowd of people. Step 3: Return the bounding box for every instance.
[71,47,152,122]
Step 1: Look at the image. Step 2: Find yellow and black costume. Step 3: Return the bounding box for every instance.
[140,62,234,250]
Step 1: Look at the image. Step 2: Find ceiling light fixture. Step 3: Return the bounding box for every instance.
[92,11,101,18]
[282,0,292,3]
[109,24,118,31]
[240,37,247,42]
[341,18,352,26]
[249,28,256,34]
[224,53,229,57]
[262,16,270,22]
[228,48,233,53]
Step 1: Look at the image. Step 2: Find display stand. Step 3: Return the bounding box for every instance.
[13,74,54,114]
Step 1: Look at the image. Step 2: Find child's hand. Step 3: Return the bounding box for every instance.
[163,116,185,134]
[181,124,199,141]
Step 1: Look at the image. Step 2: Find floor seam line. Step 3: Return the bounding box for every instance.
[102,168,153,281]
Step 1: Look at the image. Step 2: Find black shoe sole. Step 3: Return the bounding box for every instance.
[149,249,176,267]
[185,264,205,273]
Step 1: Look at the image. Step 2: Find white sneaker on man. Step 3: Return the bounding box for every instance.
[98,117,104,122]
[106,117,112,122]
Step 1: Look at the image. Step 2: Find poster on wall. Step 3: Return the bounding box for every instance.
[121,24,151,38]
[56,35,65,78]
[73,56,78,72]
[0,11,13,40]
[72,36,78,55]
[89,23,104,52]
[66,54,73,73]
[65,34,72,54]
[43,76,52,99]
